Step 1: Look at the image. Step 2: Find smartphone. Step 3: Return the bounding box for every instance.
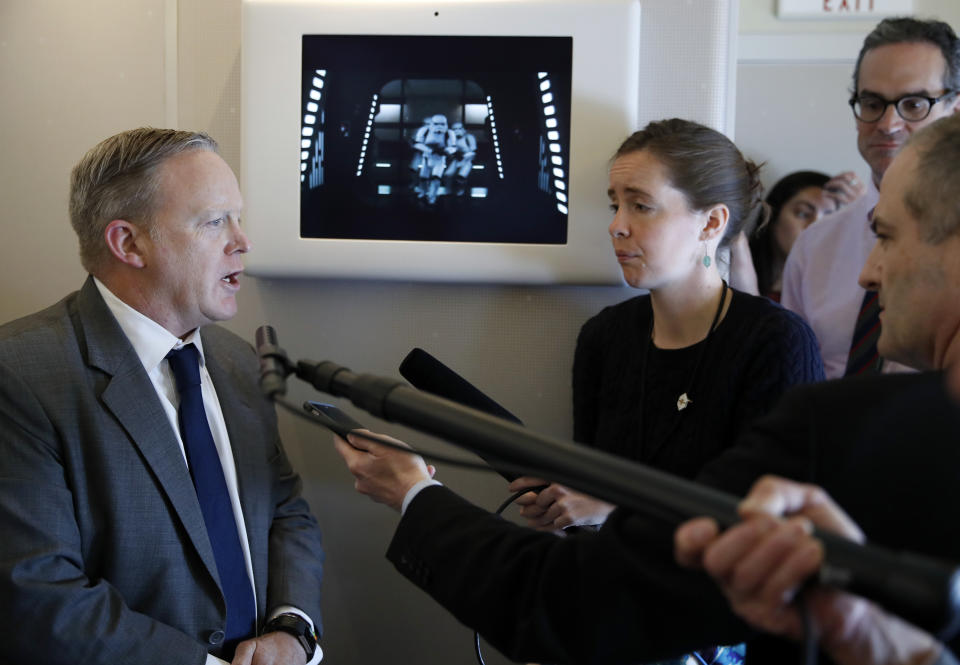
[303,401,366,439]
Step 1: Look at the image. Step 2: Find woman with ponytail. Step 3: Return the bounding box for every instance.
[511,119,825,533]
[507,120,825,665]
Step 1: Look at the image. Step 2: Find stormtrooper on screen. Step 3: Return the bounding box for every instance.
[412,114,456,205]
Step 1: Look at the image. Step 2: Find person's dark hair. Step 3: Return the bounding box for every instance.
[749,171,830,297]
[903,113,960,244]
[69,127,219,273]
[852,17,960,95]
[613,118,765,248]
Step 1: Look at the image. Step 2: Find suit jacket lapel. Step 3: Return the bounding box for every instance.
[76,278,222,588]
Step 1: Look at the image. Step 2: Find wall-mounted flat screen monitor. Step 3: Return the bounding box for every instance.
[242,0,733,283]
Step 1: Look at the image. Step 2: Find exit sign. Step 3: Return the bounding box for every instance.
[778,0,913,19]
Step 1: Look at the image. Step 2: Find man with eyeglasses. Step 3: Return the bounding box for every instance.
[781,17,960,379]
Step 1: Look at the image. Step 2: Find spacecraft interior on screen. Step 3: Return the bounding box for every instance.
[299,35,571,244]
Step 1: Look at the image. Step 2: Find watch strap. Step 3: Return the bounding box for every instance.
[264,612,317,660]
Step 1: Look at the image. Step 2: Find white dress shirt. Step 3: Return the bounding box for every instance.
[402,478,443,515]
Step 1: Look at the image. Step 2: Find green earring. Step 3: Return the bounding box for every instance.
[702,254,711,268]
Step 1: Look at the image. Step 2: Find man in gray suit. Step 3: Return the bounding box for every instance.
[0,128,324,665]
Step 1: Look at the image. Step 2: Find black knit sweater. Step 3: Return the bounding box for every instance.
[573,290,824,480]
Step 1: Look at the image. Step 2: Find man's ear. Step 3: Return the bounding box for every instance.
[104,219,148,268]
[699,204,730,242]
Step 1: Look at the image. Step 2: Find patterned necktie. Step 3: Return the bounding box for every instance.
[844,289,884,376]
[166,344,256,655]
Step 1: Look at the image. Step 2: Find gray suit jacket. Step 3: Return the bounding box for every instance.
[0,277,324,665]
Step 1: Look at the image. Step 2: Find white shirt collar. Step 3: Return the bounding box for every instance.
[92,277,206,372]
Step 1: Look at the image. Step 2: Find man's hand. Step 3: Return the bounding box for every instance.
[232,631,306,665]
[507,477,615,531]
[674,475,942,665]
[333,430,435,512]
[823,171,866,212]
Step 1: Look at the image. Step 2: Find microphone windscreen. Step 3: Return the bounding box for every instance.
[255,324,277,349]
[399,348,522,425]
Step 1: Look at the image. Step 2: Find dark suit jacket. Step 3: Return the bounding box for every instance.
[387,371,960,664]
[0,278,324,665]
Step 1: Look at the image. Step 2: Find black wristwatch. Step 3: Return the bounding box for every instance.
[263,612,317,661]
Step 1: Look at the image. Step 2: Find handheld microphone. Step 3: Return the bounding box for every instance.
[399,347,525,481]
[399,348,522,425]
[255,325,291,398]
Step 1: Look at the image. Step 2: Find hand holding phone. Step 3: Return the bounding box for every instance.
[321,404,436,512]
[303,401,366,440]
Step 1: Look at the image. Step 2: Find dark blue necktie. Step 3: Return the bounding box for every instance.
[166,344,256,655]
[844,289,885,376]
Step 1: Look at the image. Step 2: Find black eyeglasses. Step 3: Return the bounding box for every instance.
[849,90,958,123]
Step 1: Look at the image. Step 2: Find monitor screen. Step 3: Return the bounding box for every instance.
[300,35,572,244]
